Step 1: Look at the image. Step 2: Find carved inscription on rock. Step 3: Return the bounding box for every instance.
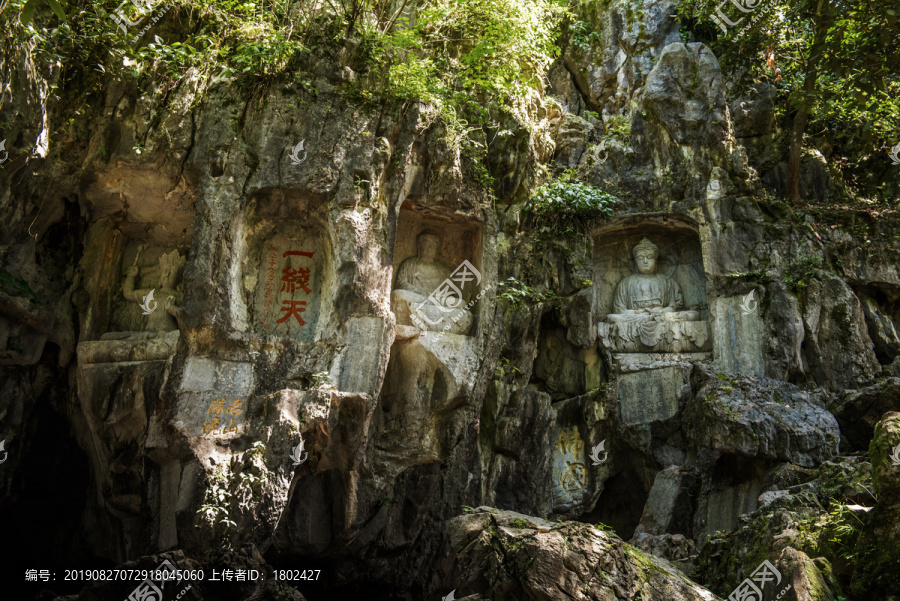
[253,236,320,341]
[551,427,588,510]
[617,366,686,425]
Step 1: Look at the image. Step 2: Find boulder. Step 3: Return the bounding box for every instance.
[446,507,721,600]
[829,378,900,450]
[685,366,840,467]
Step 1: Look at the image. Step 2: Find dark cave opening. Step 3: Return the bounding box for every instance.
[2,349,107,596]
[580,467,650,541]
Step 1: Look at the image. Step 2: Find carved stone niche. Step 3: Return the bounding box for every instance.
[240,191,331,342]
[390,205,484,337]
[77,239,188,365]
[594,221,710,355]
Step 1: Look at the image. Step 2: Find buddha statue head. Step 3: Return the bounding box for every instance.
[632,238,659,275]
[416,231,441,262]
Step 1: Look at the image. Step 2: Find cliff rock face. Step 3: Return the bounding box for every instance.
[1,1,899,600]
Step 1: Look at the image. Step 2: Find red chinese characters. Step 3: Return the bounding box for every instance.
[262,247,278,330]
[274,250,314,327]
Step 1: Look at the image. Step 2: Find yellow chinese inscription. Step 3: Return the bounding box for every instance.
[556,428,587,492]
[561,461,587,492]
[556,428,585,455]
[204,398,243,435]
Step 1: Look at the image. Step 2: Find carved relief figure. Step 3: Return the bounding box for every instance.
[392,231,474,335]
[600,238,709,353]
[79,250,185,364]
[122,249,185,332]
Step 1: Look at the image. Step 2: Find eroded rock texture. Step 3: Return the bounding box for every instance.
[2,1,900,600]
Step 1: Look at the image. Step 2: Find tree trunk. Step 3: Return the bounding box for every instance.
[787,0,830,205]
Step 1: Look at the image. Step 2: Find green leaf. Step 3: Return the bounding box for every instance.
[44,0,66,21]
[20,0,41,24]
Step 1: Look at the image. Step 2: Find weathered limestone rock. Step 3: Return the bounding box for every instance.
[729,82,777,139]
[829,378,900,450]
[643,43,728,147]
[562,0,681,115]
[685,366,840,467]
[799,274,880,390]
[774,547,837,601]
[617,362,691,425]
[445,507,721,601]
[548,391,613,516]
[851,413,900,598]
[697,456,875,599]
[3,2,900,597]
[858,292,900,365]
[633,466,700,537]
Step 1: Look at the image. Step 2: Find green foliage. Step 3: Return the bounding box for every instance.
[603,114,631,144]
[820,504,864,561]
[525,176,619,233]
[370,0,569,152]
[674,0,900,204]
[497,277,558,306]
[0,268,40,304]
[567,18,602,52]
[197,465,238,537]
[376,494,393,507]
[195,442,270,546]
[593,521,616,533]
[19,0,66,25]
[783,255,824,294]
[496,356,522,377]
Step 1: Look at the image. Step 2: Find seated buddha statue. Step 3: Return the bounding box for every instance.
[600,237,706,353]
[79,250,185,364]
[391,231,474,335]
[607,238,699,323]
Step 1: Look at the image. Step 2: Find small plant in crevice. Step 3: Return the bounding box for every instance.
[567,18,602,52]
[783,255,824,294]
[497,277,559,307]
[603,114,632,145]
